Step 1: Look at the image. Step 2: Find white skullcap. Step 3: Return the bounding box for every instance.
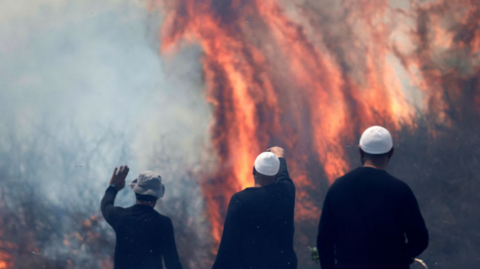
[129,171,165,198]
[254,152,280,176]
[359,126,393,154]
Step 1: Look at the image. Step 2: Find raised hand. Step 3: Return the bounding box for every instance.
[109,165,129,191]
[267,146,285,158]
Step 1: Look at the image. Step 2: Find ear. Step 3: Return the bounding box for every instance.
[358,146,364,158]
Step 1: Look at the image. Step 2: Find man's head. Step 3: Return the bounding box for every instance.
[129,171,165,207]
[253,152,280,186]
[359,126,394,169]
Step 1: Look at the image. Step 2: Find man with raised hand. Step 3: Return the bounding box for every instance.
[212,146,297,269]
[101,165,183,269]
[317,126,429,269]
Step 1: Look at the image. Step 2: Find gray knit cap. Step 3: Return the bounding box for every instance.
[129,171,165,198]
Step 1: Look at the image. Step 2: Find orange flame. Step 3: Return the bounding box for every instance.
[0,231,15,269]
[153,0,480,260]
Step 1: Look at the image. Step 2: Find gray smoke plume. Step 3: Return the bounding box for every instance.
[0,0,212,268]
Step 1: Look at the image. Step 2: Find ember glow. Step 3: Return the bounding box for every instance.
[155,0,480,265]
[0,230,15,269]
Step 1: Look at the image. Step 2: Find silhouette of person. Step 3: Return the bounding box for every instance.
[212,146,297,269]
[101,166,183,269]
[317,126,428,269]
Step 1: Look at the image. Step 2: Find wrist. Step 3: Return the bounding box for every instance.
[109,183,118,191]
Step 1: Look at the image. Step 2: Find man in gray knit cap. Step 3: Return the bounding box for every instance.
[101,165,183,269]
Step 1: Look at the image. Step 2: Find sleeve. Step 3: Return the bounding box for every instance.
[401,186,429,259]
[212,195,242,269]
[161,218,183,269]
[100,186,122,229]
[317,189,336,269]
[276,158,295,191]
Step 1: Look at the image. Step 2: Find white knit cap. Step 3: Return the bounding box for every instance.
[129,171,165,198]
[254,152,280,176]
[359,126,393,154]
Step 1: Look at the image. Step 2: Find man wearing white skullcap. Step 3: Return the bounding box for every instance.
[212,146,298,269]
[317,126,429,269]
[101,166,183,269]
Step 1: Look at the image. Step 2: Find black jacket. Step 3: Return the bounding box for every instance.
[317,167,429,269]
[101,187,183,269]
[212,158,298,269]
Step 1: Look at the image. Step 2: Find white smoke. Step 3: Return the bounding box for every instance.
[0,0,212,267]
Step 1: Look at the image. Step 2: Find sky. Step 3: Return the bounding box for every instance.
[0,1,213,266]
[0,0,212,198]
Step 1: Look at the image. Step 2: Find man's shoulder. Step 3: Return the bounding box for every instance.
[148,211,174,229]
[330,168,362,188]
[232,190,248,202]
[231,188,263,205]
[332,167,409,187]
[129,206,172,223]
[153,210,172,222]
[337,167,365,179]
[386,172,409,184]
[387,174,415,196]
[233,184,293,206]
[106,205,127,216]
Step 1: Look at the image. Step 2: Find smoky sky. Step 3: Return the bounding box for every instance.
[0,0,212,267]
[0,0,211,200]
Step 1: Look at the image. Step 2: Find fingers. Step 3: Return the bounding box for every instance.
[116,165,129,176]
[112,165,129,177]
[266,146,285,158]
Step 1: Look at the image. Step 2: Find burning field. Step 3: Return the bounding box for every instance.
[155,0,480,267]
[1,0,480,268]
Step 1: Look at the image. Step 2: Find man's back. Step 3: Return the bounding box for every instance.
[317,167,429,269]
[212,158,297,269]
[101,187,183,269]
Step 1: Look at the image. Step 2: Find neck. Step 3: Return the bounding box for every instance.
[363,160,387,170]
[136,200,155,207]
